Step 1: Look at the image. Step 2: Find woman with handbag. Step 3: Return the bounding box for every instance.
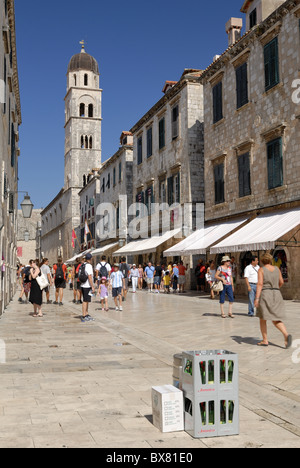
[215,256,235,318]
[29,260,43,317]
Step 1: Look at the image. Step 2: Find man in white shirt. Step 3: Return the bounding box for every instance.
[244,256,260,317]
[80,253,95,322]
[95,255,112,285]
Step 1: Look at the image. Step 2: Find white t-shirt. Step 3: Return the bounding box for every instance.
[81,263,94,288]
[96,261,112,276]
[244,264,260,284]
[41,264,51,280]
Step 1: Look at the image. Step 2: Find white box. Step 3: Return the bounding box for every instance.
[152,385,184,433]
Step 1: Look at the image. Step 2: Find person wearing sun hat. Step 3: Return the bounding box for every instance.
[215,255,235,318]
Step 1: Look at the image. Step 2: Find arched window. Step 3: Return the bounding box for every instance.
[83,175,86,186]
[74,74,77,86]
[81,135,84,149]
[88,104,94,118]
[80,103,85,117]
[85,136,89,149]
[89,136,93,149]
[84,74,88,86]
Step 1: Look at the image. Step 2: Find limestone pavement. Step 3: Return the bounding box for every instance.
[0,286,299,448]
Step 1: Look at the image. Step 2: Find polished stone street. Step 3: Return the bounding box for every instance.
[0,286,299,448]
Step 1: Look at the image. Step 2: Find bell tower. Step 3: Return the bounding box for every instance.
[64,43,102,190]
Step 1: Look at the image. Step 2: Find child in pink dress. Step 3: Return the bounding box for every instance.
[98,277,109,311]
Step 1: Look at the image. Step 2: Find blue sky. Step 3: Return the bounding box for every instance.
[15,0,244,209]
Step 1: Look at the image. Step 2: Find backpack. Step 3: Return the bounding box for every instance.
[55,264,64,280]
[78,263,89,283]
[120,263,129,278]
[23,266,31,284]
[98,262,108,279]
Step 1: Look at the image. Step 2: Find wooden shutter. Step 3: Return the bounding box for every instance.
[167,176,174,205]
[238,153,251,197]
[267,138,283,189]
[159,118,165,149]
[214,164,225,204]
[264,37,279,91]
[236,62,248,109]
[213,82,223,123]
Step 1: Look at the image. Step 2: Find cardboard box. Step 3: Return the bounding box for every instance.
[152,385,184,433]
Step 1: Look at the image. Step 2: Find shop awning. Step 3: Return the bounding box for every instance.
[65,249,92,264]
[91,242,119,257]
[113,229,182,257]
[164,218,248,256]
[210,208,300,254]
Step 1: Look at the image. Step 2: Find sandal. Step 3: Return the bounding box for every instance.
[257,341,268,347]
[228,314,235,319]
[221,314,227,319]
[285,335,292,349]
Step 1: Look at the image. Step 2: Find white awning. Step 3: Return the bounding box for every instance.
[210,208,300,253]
[114,229,182,257]
[65,249,92,264]
[91,242,119,257]
[164,218,248,256]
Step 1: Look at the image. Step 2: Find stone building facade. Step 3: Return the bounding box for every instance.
[41,46,102,264]
[129,69,205,266]
[0,0,22,314]
[200,0,300,299]
[17,209,42,265]
[77,132,133,264]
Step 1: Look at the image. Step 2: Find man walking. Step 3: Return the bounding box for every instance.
[144,262,155,293]
[110,264,124,311]
[79,253,95,322]
[244,256,260,317]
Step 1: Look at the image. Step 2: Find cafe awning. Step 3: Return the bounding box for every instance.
[164,218,248,256]
[210,208,300,253]
[113,229,182,257]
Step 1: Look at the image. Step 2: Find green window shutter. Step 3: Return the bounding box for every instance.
[159,118,165,149]
[238,153,251,197]
[264,37,279,91]
[267,138,283,189]
[236,62,248,109]
[214,163,225,204]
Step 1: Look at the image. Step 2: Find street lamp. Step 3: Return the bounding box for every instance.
[5,190,34,218]
[20,194,34,219]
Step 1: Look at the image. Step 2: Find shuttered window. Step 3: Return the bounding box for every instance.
[214,163,225,204]
[137,136,143,165]
[264,37,279,91]
[213,82,223,124]
[267,137,283,189]
[147,127,152,158]
[236,62,248,109]
[238,152,251,197]
[159,117,165,149]
[172,105,179,140]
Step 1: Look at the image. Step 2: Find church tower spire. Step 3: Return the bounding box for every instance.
[64,46,102,190]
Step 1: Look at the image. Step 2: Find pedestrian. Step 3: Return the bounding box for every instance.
[110,264,124,311]
[29,260,43,317]
[129,264,139,293]
[215,255,235,318]
[53,257,67,306]
[195,259,206,292]
[95,255,111,286]
[172,263,179,293]
[119,257,130,301]
[40,258,53,304]
[153,262,163,293]
[163,270,171,293]
[254,253,292,348]
[22,263,32,303]
[98,276,109,311]
[206,260,216,299]
[138,264,144,290]
[72,257,82,304]
[178,261,188,293]
[144,261,155,293]
[244,256,260,317]
[79,253,95,322]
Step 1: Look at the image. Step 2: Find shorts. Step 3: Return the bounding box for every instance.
[146,277,154,285]
[82,287,92,303]
[55,278,66,289]
[100,295,108,300]
[112,287,122,298]
[154,276,161,286]
[219,284,234,304]
[178,275,185,285]
[74,280,81,291]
